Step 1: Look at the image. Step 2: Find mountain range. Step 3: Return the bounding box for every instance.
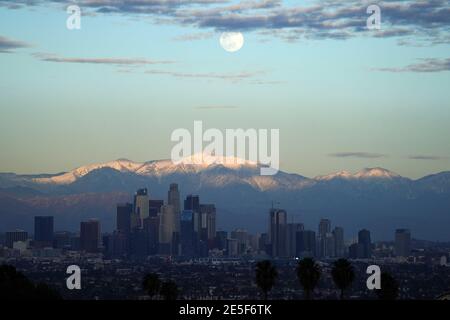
[1,158,449,241]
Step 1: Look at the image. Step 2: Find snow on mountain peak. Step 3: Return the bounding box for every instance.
[177,153,258,169]
[315,170,353,181]
[315,168,401,181]
[354,167,401,179]
[34,159,144,184]
[33,155,260,185]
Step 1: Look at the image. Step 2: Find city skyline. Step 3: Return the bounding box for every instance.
[0,1,449,179]
[2,185,416,255]
[2,184,448,301]
[1,0,450,305]
[1,158,449,241]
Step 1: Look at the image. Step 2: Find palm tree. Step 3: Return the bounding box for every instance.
[160,280,179,300]
[142,273,161,300]
[255,260,278,300]
[331,259,355,299]
[296,257,321,300]
[376,272,399,300]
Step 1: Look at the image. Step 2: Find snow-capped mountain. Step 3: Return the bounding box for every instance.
[315,168,402,181]
[33,156,263,185]
[1,158,449,240]
[31,158,407,191]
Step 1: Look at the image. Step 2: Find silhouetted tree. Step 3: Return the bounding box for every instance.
[160,280,179,300]
[142,273,161,299]
[296,258,321,300]
[255,260,278,300]
[0,264,61,300]
[34,282,62,300]
[376,272,399,300]
[331,259,355,299]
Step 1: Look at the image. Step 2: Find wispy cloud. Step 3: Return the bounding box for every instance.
[329,152,387,159]
[195,105,239,110]
[33,53,175,66]
[408,155,447,160]
[2,0,449,45]
[144,69,264,82]
[0,35,31,53]
[374,58,450,73]
[172,32,215,41]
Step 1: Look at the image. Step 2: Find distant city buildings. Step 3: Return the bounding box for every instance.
[0,184,421,264]
[296,230,316,258]
[358,229,372,259]
[5,230,28,248]
[34,216,54,247]
[116,203,133,235]
[159,204,176,254]
[287,223,304,257]
[269,208,287,257]
[349,229,372,259]
[333,227,345,257]
[133,188,149,228]
[395,229,411,257]
[318,218,333,258]
[80,219,101,253]
[168,183,181,232]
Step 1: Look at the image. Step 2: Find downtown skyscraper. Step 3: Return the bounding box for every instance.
[269,208,287,257]
[395,229,411,257]
[80,219,101,253]
[168,183,181,233]
[34,216,54,247]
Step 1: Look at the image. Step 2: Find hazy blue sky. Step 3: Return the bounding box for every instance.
[0,0,449,178]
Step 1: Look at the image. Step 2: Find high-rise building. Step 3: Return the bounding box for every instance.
[226,238,239,257]
[116,203,133,234]
[323,233,336,258]
[180,210,195,257]
[149,200,164,217]
[129,229,148,258]
[287,223,304,257]
[134,188,149,227]
[358,229,372,259]
[34,216,54,247]
[184,195,200,212]
[53,231,71,249]
[80,219,101,253]
[258,233,269,254]
[395,229,411,257]
[183,195,202,255]
[333,227,345,257]
[269,208,287,257]
[168,183,181,232]
[143,216,159,255]
[199,204,216,242]
[230,229,249,255]
[6,230,28,248]
[105,231,127,258]
[215,231,228,250]
[296,230,316,258]
[318,219,331,237]
[159,204,176,254]
[348,242,363,259]
[248,234,260,253]
[318,219,332,258]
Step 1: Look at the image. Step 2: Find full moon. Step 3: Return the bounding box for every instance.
[219,32,244,52]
